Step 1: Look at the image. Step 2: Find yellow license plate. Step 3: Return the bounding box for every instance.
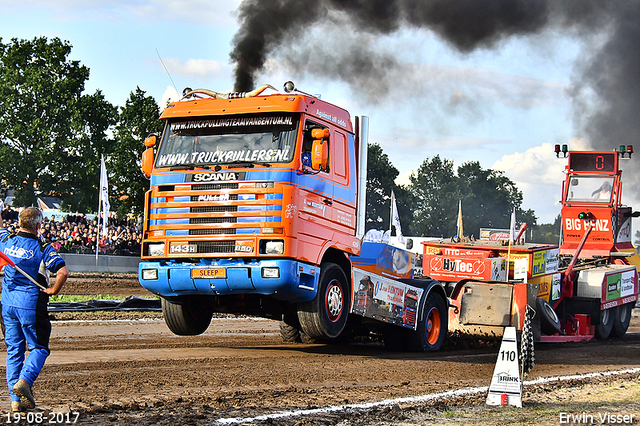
[192,268,226,279]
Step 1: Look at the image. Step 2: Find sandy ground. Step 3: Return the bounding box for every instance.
[0,273,637,425]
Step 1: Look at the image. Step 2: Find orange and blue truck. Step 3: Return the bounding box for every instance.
[137,82,448,351]
[138,81,639,350]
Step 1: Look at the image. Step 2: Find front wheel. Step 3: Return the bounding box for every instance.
[298,263,349,339]
[162,296,213,335]
[409,292,447,352]
[595,307,614,339]
[611,303,633,338]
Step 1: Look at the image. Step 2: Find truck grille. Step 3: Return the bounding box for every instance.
[147,180,283,256]
[195,183,239,190]
[190,217,237,224]
[195,241,236,254]
[191,206,238,213]
[190,229,237,236]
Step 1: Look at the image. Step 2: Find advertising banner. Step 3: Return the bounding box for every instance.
[605,269,637,302]
[351,268,424,330]
[423,255,507,282]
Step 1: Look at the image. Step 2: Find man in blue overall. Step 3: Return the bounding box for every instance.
[0,207,68,412]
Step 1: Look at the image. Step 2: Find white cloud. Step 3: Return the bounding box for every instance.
[491,142,583,223]
[160,86,180,110]
[395,169,414,188]
[162,58,227,80]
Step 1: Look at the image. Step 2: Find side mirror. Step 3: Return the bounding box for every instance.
[406,238,413,250]
[311,128,329,171]
[141,147,154,177]
[311,128,330,139]
[144,134,157,148]
[311,139,328,171]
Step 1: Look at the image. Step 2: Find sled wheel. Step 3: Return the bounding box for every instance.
[611,302,633,338]
[536,297,561,335]
[595,307,614,339]
[298,263,349,339]
[162,296,213,335]
[409,292,447,352]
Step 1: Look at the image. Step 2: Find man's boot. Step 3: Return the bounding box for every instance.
[12,379,35,410]
[11,400,26,414]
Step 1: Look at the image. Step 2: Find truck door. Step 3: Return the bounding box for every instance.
[330,130,356,237]
[296,120,335,260]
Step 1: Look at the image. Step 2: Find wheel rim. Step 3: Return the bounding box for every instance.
[426,306,441,345]
[602,308,611,325]
[544,303,559,323]
[325,279,343,322]
[620,304,631,323]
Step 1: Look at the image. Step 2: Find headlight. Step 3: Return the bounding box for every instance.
[264,240,284,255]
[141,269,158,280]
[148,243,165,257]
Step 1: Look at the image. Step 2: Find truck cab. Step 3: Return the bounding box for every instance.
[138,84,366,339]
[560,147,640,265]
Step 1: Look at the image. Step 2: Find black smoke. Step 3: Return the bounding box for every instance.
[230,0,640,161]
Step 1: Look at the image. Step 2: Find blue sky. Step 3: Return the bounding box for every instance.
[2,0,615,228]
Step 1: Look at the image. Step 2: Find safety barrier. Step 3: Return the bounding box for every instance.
[59,253,140,273]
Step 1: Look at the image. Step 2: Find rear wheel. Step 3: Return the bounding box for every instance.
[595,307,614,339]
[611,303,633,338]
[298,263,349,339]
[162,296,213,335]
[409,292,447,352]
[279,321,301,342]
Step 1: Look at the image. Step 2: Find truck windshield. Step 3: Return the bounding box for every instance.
[565,176,614,203]
[155,113,299,168]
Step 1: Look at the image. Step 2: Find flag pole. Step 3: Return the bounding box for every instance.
[0,252,47,291]
[389,191,394,235]
[96,165,101,268]
[507,207,516,279]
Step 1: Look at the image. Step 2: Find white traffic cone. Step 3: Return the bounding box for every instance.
[486,326,522,408]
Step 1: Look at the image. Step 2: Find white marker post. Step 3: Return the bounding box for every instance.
[486,326,522,408]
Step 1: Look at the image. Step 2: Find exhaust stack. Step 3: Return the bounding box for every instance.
[355,115,369,240]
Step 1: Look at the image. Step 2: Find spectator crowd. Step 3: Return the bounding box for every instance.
[1,206,141,256]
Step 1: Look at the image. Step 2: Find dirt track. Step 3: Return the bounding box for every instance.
[0,273,638,425]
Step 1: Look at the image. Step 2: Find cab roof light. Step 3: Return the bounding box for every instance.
[621,144,634,159]
[555,144,569,158]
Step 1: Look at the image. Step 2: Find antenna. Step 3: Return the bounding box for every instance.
[155,48,179,96]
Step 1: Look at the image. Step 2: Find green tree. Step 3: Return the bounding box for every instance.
[365,143,413,235]
[408,155,461,237]
[0,37,116,211]
[457,161,534,238]
[407,156,532,238]
[110,87,163,217]
[531,214,562,244]
[366,143,398,230]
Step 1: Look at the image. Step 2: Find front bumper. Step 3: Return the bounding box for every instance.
[138,258,320,303]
